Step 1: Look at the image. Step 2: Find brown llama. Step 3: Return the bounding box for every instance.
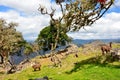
[31,62,41,71]
[101,42,112,55]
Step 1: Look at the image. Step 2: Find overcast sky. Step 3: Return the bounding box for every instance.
[0,0,120,41]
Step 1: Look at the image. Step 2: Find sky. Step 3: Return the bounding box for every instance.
[0,0,120,41]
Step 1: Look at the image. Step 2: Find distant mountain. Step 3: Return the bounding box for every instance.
[72,39,120,47]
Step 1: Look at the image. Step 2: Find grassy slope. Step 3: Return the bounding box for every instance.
[1,43,120,80]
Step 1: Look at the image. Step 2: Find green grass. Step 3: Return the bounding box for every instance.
[1,45,120,80]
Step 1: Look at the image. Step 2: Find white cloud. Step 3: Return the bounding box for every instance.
[0,0,61,16]
[68,12,120,39]
[0,0,48,15]
[0,10,50,41]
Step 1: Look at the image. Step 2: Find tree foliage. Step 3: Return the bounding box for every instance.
[36,26,72,51]
[0,18,24,64]
[38,0,114,49]
[23,42,33,56]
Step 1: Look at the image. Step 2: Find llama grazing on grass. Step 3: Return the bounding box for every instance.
[31,62,41,71]
[101,42,112,55]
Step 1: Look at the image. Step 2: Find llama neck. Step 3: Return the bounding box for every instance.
[109,43,112,48]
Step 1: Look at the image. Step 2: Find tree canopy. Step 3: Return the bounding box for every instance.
[38,0,114,50]
[0,18,24,64]
[39,0,114,31]
[36,26,72,51]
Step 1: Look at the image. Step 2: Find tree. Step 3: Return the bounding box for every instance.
[38,0,114,65]
[39,0,114,31]
[23,42,33,59]
[32,42,41,55]
[36,26,72,51]
[0,18,24,66]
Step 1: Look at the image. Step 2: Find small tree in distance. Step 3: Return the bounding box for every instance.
[38,0,114,66]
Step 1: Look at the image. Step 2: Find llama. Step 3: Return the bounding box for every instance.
[31,62,41,71]
[101,42,112,55]
[111,49,120,61]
